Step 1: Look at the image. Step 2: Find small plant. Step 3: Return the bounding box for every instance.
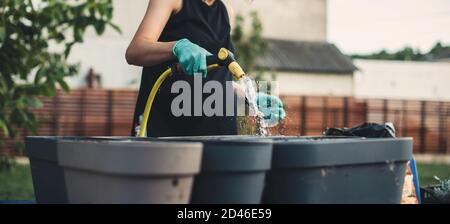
[431,176,450,202]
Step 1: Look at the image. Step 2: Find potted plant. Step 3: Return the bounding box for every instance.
[421,176,450,204]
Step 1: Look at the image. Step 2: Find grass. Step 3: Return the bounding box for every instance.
[416,163,450,186]
[0,161,449,201]
[0,163,35,201]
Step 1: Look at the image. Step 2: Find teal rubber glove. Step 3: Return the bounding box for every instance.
[173,38,212,78]
[256,92,286,127]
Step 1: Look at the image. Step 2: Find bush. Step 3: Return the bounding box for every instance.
[0,0,120,153]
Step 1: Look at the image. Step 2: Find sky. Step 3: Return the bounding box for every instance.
[328,0,450,55]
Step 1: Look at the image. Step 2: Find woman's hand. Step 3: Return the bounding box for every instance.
[256,92,286,126]
[126,0,234,69]
[173,39,212,77]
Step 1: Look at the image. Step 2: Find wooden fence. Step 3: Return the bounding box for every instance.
[1,89,449,155]
[0,89,138,155]
[277,96,450,154]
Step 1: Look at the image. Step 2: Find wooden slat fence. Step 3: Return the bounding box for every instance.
[1,89,449,155]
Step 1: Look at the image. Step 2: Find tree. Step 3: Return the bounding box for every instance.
[429,42,443,55]
[351,41,450,61]
[0,0,120,153]
[231,11,268,78]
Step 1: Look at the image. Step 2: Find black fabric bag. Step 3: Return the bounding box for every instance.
[324,122,396,138]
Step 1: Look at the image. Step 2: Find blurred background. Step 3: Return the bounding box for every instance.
[1,0,449,200]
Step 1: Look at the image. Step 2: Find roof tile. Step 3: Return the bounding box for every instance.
[255,39,358,74]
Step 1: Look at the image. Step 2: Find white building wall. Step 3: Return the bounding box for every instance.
[275,72,354,96]
[66,0,149,89]
[230,0,327,42]
[64,0,328,89]
[354,59,450,102]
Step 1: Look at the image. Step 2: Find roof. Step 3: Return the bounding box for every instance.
[255,39,358,74]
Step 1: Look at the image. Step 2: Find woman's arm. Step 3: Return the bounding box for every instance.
[126,0,182,67]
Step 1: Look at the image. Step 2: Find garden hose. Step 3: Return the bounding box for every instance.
[138,48,246,137]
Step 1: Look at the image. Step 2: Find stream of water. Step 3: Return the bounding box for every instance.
[238,76,269,136]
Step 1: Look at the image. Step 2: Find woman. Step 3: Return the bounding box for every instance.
[126,0,285,137]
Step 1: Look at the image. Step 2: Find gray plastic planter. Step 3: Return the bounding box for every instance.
[161,136,273,204]
[261,137,413,204]
[25,137,202,204]
[26,137,68,204]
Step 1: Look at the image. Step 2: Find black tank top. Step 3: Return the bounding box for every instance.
[131,0,237,137]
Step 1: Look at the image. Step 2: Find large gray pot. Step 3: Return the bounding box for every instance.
[26,137,202,204]
[161,136,273,204]
[261,137,413,204]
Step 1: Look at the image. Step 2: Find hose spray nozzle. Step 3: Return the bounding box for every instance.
[207,48,246,80]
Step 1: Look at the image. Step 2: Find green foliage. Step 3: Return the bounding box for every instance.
[432,176,450,201]
[417,163,450,186]
[0,0,120,151]
[0,163,34,200]
[351,42,450,61]
[231,11,267,76]
[231,11,277,93]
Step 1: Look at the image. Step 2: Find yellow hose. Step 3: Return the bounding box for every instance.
[138,64,220,137]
